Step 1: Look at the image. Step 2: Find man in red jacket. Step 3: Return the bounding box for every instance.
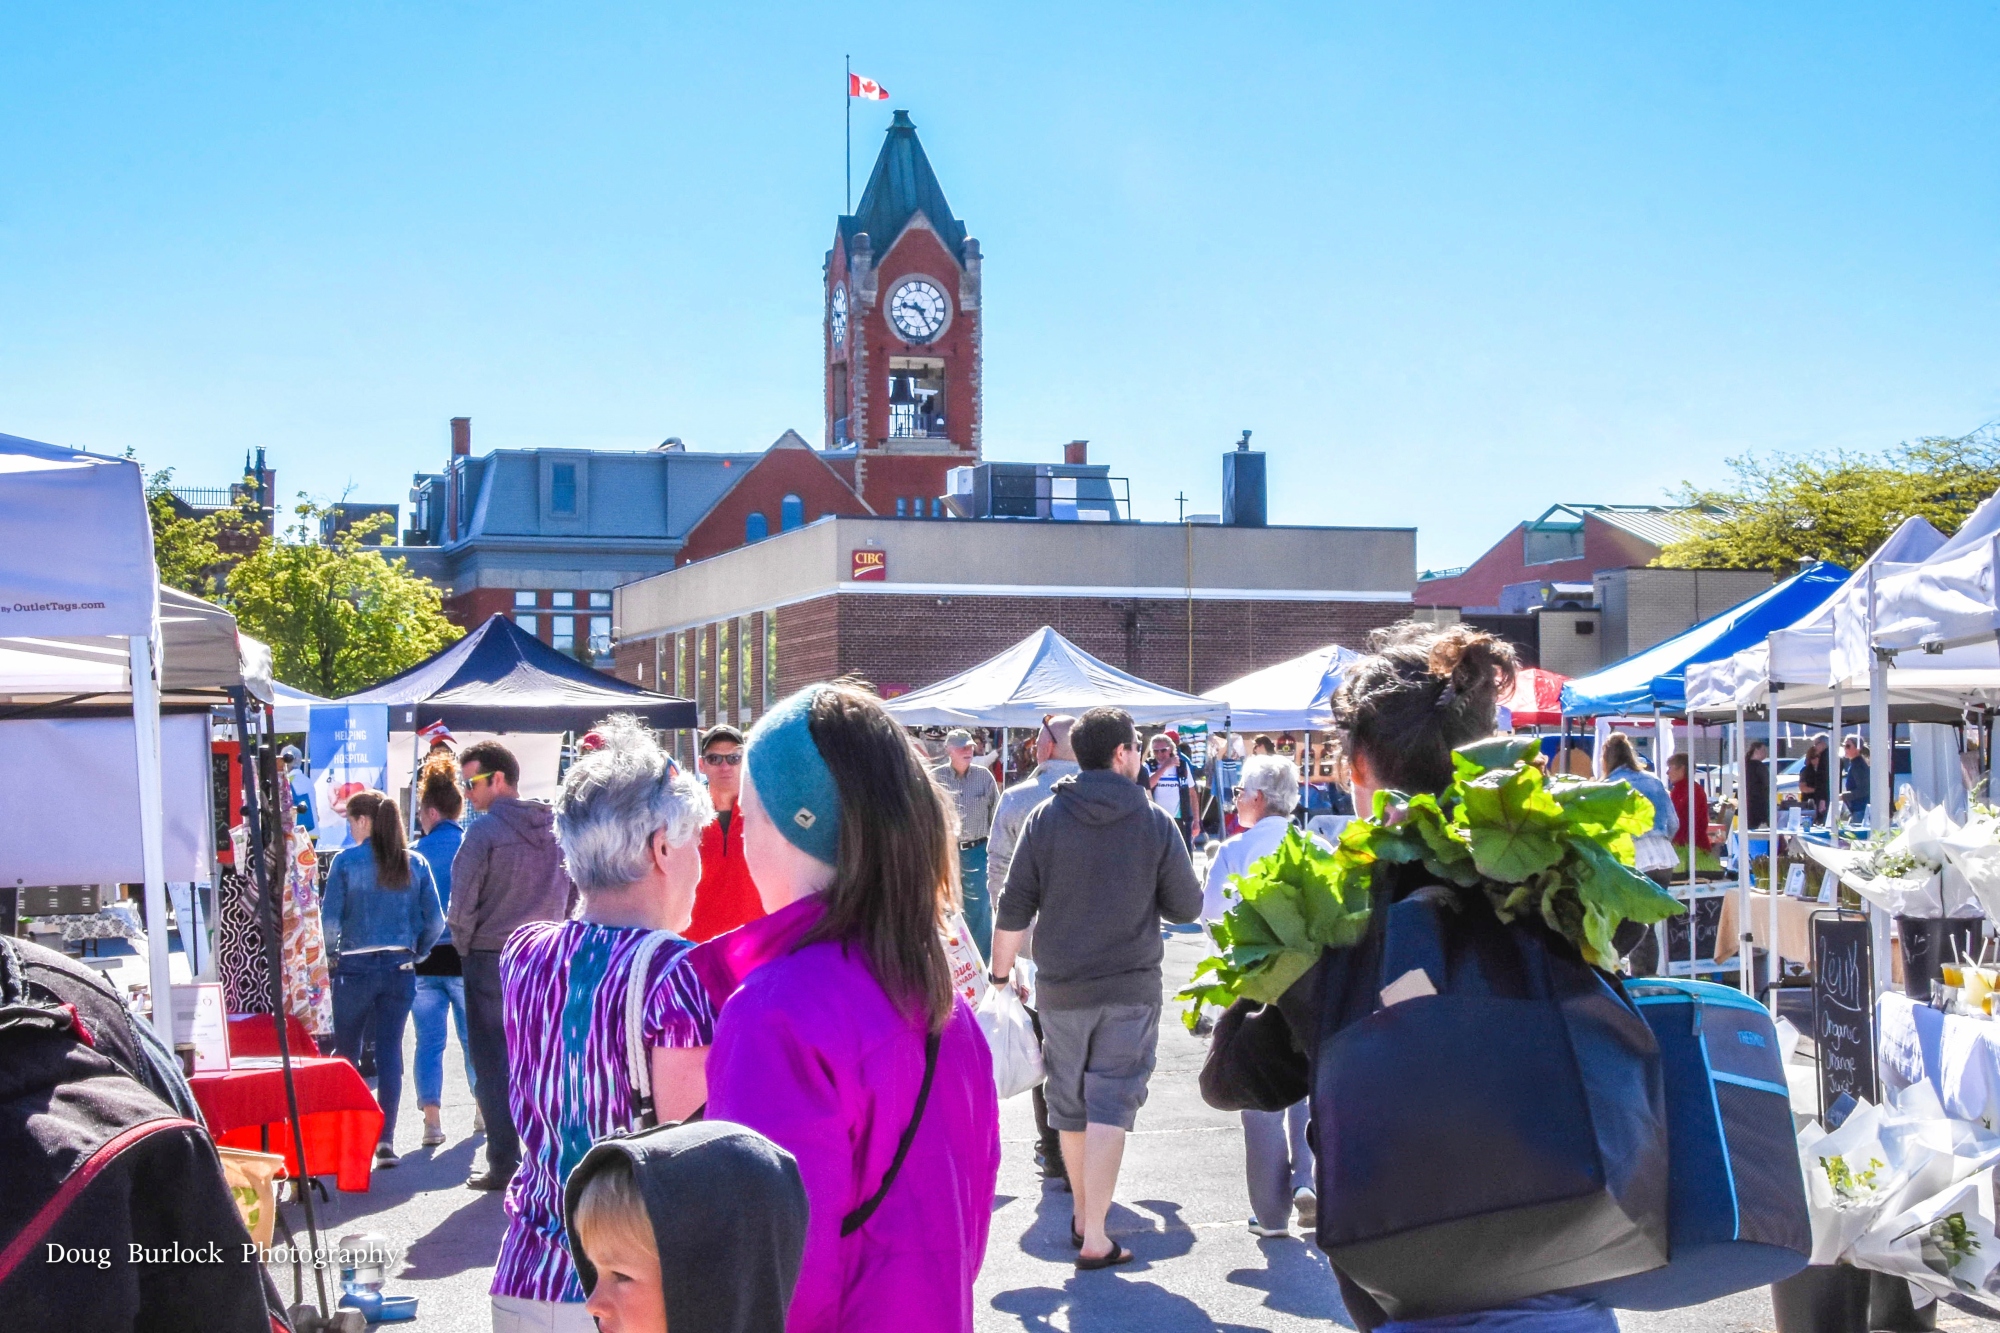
[686,725,766,942]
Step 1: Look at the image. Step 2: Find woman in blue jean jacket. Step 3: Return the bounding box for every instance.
[322,788,444,1167]
[410,758,476,1147]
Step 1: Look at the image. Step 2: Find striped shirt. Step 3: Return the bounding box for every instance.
[493,920,716,1303]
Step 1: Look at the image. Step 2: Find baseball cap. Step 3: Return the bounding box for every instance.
[943,729,974,749]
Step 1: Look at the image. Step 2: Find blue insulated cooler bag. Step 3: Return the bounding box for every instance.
[1311,883,1671,1321]
[1565,978,1811,1309]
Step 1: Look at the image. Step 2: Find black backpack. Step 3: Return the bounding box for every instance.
[0,937,290,1332]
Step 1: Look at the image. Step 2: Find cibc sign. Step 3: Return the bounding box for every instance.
[851,549,887,582]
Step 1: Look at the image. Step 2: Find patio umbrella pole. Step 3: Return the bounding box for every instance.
[232,686,328,1318]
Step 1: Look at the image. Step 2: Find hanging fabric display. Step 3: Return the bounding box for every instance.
[281,827,333,1038]
[216,859,272,1015]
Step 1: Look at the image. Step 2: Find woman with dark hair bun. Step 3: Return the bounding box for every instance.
[694,683,1001,1333]
[1216,622,1629,1333]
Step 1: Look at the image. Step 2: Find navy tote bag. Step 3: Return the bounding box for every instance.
[1311,883,1671,1321]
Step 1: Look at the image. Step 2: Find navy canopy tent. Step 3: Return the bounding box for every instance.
[1559,561,1850,717]
[340,614,697,732]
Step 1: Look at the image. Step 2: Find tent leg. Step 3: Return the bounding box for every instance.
[1831,686,1843,848]
[1735,706,1752,995]
[1768,697,1781,1006]
[1869,643,1893,995]
[131,634,174,1046]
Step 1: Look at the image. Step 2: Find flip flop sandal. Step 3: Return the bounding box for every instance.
[1070,1222,1084,1249]
[1075,1244,1134,1271]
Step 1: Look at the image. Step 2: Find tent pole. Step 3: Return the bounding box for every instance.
[1830,685,1843,848]
[1734,706,1752,995]
[1868,570,1893,995]
[132,633,174,1045]
[1768,693,1781,1006]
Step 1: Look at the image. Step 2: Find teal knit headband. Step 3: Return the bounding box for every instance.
[744,686,843,865]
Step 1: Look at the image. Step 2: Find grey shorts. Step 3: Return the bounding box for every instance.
[1039,1001,1162,1132]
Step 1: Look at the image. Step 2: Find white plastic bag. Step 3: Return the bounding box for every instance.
[975,981,1044,1099]
[941,911,989,1007]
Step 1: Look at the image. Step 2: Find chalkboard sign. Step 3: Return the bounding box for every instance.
[1813,913,1877,1115]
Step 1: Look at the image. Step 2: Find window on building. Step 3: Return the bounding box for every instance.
[697,627,711,727]
[745,511,770,543]
[717,622,732,724]
[780,494,805,532]
[589,616,612,661]
[831,365,849,444]
[737,615,754,717]
[896,497,908,517]
[551,463,578,515]
[552,591,575,609]
[668,631,683,696]
[589,591,611,609]
[513,590,537,608]
[515,614,538,636]
[764,613,778,709]
[931,497,943,518]
[552,615,576,653]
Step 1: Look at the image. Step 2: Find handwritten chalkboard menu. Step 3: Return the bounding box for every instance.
[1813,913,1877,1115]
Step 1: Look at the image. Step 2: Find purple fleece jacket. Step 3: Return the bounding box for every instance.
[699,895,1001,1333]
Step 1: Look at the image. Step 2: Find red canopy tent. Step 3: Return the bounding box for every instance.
[1503,667,1569,727]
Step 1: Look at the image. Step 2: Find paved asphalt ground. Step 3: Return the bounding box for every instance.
[273,927,2000,1333]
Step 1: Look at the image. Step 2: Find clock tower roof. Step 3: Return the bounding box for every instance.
[840,110,968,268]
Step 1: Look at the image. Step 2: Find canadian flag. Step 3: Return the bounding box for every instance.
[849,73,888,100]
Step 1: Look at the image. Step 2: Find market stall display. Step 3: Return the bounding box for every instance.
[190,1055,384,1192]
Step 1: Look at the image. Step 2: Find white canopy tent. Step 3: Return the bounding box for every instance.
[1208,643,1361,732]
[0,432,175,1040]
[880,626,1225,727]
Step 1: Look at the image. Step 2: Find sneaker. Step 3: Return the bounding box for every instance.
[421,1123,446,1148]
[1293,1187,1318,1230]
[374,1143,399,1169]
[1248,1219,1290,1239]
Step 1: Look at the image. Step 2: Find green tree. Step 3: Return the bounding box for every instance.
[1656,429,2000,573]
[133,459,261,597]
[225,499,462,696]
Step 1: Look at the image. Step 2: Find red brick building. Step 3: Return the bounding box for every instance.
[1413,504,1698,612]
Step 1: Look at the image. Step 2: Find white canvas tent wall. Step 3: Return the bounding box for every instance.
[0,432,174,1040]
[1209,643,1361,732]
[880,626,1225,727]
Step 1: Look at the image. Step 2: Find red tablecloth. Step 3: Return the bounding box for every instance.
[190,1057,382,1192]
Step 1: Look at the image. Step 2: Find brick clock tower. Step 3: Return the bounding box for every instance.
[825,110,981,514]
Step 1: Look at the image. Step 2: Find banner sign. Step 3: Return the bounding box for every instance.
[308,704,389,852]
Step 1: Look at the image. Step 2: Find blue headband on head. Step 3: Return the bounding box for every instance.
[744,686,843,865]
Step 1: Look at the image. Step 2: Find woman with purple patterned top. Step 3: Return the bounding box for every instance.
[490,717,716,1333]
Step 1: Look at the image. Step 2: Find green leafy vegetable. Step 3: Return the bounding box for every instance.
[1177,739,1683,1030]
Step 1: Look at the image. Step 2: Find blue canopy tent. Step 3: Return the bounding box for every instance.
[1560,562,1851,718]
[340,613,697,732]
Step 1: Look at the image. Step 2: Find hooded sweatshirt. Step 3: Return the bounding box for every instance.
[994,768,1204,1010]
[564,1120,807,1333]
[447,796,576,952]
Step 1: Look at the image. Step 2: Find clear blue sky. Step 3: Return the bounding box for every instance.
[4,3,1995,569]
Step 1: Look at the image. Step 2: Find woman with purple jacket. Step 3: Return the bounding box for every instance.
[696,683,1001,1333]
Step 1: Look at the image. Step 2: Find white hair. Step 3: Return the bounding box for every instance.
[1237,754,1301,816]
[556,715,713,895]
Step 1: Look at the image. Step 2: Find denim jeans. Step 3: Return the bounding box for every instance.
[958,843,992,960]
[332,951,416,1146]
[464,949,521,1175]
[412,974,476,1109]
[1243,1099,1313,1231]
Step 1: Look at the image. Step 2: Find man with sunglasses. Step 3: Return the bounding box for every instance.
[448,739,574,1192]
[935,728,1002,959]
[684,725,766,942]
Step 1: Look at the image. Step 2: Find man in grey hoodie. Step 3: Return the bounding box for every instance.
[989,706,1203,1269]
[450,739,575,1190]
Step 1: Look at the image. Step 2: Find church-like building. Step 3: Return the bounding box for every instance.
[391,112,987,645]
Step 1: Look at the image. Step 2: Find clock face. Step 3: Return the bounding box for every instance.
[830,284,848,347]
[888,279,948,343]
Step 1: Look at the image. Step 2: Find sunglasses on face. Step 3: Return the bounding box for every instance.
[460,770,496,791]
[702,751,743,766]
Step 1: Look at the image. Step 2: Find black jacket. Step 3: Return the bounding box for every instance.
[996,768,1203,1009]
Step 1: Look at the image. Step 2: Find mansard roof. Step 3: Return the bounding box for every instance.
[838,110,968,267]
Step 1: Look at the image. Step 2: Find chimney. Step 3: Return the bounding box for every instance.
[446,417,470,543]
[1064,440,1089,466]
[1222,430,1267,528]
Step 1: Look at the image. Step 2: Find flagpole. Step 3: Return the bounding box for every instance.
[845,54,852,213]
